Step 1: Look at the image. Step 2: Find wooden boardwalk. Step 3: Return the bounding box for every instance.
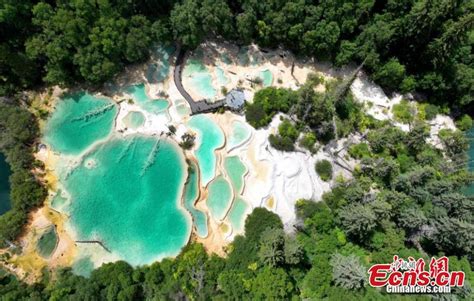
[174,48,225,115]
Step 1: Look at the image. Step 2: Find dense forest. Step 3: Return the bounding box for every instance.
[1,0,473,109]
[0,0,473,300]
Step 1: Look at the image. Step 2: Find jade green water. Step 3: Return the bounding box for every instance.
[183,162,208,238]
[237,47,250,66]
[72,257,94,278]
[146,46,174,83]
[63,136,191,266]
[228,197,249,233]
[183,59,216,99]
[228,120,251,151]
[44,93,117,155]
[188,115,225,185]
[125,84,169,114]
[465,127,474,195]
[216,67,229,86]
[0,154,11,215]
[224,156,247,194]
[207,176,233,221]
[50,190,68,212]
[123,111,145,129]
[37,227,58,258]
[260,69,273,87]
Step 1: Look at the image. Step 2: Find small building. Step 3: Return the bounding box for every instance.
[225,89,246,111]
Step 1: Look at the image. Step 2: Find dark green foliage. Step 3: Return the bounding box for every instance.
[245,88,297,128]
[315,159,333,181]
[0,101,47,246]
[269,119,299,151]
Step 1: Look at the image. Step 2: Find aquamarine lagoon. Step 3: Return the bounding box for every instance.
[188,115,225,186]
[123,111,146,129]
[64,136,191,266]
[125,84,169,114]
[183,59,217,99]
[44,93,117,155]
[207,176,233,221]
[183,161,208,238]
[41,48,257,270]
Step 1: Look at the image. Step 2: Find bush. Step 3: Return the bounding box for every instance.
[315,160,333,181]
[269,119,299,152]
[348,143,371,159]
[245,88,297,128]
[299,132,317,153]
[456,115,472,131]
[269,134,295,152]
[392,100,415,124]
[424,104,439,120]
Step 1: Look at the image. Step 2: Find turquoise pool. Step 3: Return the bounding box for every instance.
[188,115,225,186]
[260,69,273,87]
[146,46,174,83]
[227,120,251,151]
[72,256,94,278]
[183,59,216,99]
[207,176,233,221]
[183,162,208,238]
[227,197,249,233]
[44,93,117,155]
[125,84,169,114]
[224,156,247,195]
[216,67,229,86]
[123,111,145,129]
[61,136,191,266]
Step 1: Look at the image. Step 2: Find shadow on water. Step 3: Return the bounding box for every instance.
[0,153,11,215]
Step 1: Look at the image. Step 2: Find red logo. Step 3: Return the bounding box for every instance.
[368,256,464,294]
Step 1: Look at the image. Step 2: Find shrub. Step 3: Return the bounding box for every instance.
[299,132,317,153]
[456,114,472,131]
[392,100,415,124]
[424,104,439,120]
[348,143,371,159]
[315,159,333,181]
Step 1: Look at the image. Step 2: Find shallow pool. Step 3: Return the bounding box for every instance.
[224,156,247,195]
[183,59,217,99]
[44,93,117,155]
[207,176,233,221]
[216,67,229,86]
[227,120,252,151]
[37,226,58,258]
[64,136,191,266]
[260,69,273,87]
[188,115,224,186]
[183,162,208,238]
[123,111,145,129]
[146,46,174,83]
[125,84,169,114]
[72,256,94,277]
[227,197,249,233]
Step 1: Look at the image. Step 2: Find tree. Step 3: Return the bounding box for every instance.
[315,160,333,182]
[432,217,474,256]
[258,227,285,267]
[339,203,377,240]
[330,253,366,290]
[250,267,294,300]
[373,58,406,91]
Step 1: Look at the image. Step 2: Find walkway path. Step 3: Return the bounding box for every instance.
[174,47,225,115]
